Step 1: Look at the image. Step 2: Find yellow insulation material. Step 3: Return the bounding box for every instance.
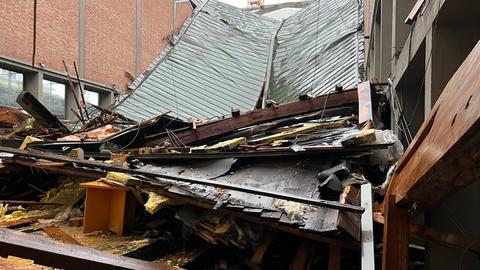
[144,192,169,214]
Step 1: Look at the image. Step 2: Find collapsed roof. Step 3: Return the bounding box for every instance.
[114,0,364,121]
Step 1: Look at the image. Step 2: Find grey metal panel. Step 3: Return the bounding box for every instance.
[269,0,364,103]
[144,156,344,233]
[115,0,280,121]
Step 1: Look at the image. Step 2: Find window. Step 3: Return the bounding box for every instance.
[84,90,99,106]
[42,80,65,119]
[0,68,23,107]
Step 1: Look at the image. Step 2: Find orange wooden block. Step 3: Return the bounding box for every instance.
[80,181,135,235]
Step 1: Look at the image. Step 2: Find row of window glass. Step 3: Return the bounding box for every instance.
[0,68,99,119]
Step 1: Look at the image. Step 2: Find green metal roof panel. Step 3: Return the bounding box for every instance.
[115,0,363,121]
[115,0,279,121]
[269,0,363,103]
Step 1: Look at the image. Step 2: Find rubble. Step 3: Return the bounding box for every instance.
[0,77,405,269]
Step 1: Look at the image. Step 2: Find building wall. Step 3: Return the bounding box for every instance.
[0,0,192,93]
[84,0,136,91]
[140,0,192,72]
[365,0,480,269]
[0,1,35,64]
[36,0,80,73]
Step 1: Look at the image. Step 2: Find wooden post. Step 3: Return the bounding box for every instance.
[328,244,341,270]
[382,195,409,270]
[289,240,316,270]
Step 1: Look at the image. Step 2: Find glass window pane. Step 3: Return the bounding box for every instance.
[42,80,65,119]
[0,68,23,107]
[84,90,99,106]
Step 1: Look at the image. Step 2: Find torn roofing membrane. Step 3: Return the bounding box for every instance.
[114,0,363,121]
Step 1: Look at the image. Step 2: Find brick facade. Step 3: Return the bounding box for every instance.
[0,0,192,92]
[140,0,192,72]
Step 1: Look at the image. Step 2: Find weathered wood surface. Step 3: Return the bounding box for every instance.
[147,89,359,146]
[390,40,480,210]
[43,226,82,245]
[16,91,69,132]
[0,228,177,270]
[381,195,409,270]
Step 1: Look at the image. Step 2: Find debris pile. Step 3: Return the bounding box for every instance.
[0,79,402,269]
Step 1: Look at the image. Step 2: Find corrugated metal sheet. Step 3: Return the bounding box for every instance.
[115,0,363,121]
[114,0,279,121]
[145,156,347,234]
[269,0,363,103]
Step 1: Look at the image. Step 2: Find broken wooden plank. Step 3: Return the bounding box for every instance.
[0,200,62,207]
[147,88,359,146]
[16,91,69,133]
[133,143,391,160]
[3,157,105,179]
[0,105,30,127]
[0,215,52,229]
[191,137,247,153]
[0,228,176,270]
[249,121,345,144]
[43,226,82,245]
[389,40,480,210]
[337,185,361,241]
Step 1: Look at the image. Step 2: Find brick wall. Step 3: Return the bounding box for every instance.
[0,0,192,91]
[0,1,34,64]
[140,0,192,72]
[85,0,136,91]
[36,0,79,72]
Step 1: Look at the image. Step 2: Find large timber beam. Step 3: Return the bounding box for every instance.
[390,40,480,210]
[0,228,176,270]
[382,40,480,270]
[146,89,359,146]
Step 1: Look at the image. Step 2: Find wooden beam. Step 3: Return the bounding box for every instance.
[375,212,480,254]
[409,224,480,254]
[290,240,316,270]
[390,40,480,210]
[15,91,69,132]
[147,89,359,146]
[328,244,341,270]
[337,185,361,241]
[381,195,409,270]
[0,228,176,270]
[251,231,275,265]
[43,226,82,245]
